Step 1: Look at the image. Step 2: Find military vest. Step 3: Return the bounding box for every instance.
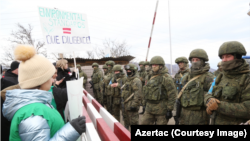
[180,73,208,110]
[92,70,101,84]
[143,75,168,102]
[211,73,249,103]
[112,77,125,98]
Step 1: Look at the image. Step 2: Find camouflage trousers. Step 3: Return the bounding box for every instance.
[141,111,169,125]
[124,108,139,126]
[93,89,103,105]
[112,97,121,121]
[103,94,107,107]
[179,107,209,125]
[106,95,113,115]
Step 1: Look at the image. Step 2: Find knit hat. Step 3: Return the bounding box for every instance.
[10,61,20,71]
[14,45,55,89]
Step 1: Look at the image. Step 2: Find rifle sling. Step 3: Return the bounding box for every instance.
[177,74,202,99]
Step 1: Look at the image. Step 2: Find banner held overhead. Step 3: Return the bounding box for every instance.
[38,6,91,54]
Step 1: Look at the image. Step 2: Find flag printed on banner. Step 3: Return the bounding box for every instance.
[38,6,92,54]
[63,28,71,34]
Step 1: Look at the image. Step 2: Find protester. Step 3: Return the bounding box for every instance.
[56,59,76,88]
[3,61,19,85]
[1,64,14,141]
[2,45,85,140]
[2,68,7,77]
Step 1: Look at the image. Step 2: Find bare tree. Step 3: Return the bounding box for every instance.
[86,51,95,59]
[94,38,130,58]
[0,23,47,66]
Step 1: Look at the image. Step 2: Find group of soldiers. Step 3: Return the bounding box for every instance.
[89,41,250,128]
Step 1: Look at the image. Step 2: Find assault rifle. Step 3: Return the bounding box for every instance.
[119,80,126,121]
[89,75,94,89]
[175,80,182,125]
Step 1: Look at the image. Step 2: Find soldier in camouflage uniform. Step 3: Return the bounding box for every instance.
[91,63,103,105]
[144,61,151,85]
[77,64,88,89]
[172,57,190,124]
[174,57,190,89]
[205,41,250,125]
[213,61,222,77]
[121,63,142,127]
[178,49,215,125]
[139,61,152,114]
[100,64,109,107]
[110,65,127,122]
[140,56,176,125]
[106,60,115,114]
[138,61,147,85]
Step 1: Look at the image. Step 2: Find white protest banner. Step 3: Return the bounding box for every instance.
[66,77,84,141]
[38,6,91,54]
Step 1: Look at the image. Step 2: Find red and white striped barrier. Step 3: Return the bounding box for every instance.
[83,90,131,141]
[81,105,101,141]
[82,94,120,141]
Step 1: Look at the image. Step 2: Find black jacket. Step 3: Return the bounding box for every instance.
[0,96,11,141]
[0,78,16,91]
[52,87,68,120]
[56,68,76,88]
[3,69,18,85]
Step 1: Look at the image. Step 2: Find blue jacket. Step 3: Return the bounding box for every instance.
[2,89,80,141]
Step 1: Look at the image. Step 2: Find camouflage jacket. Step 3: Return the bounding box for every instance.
[174,68,190,89]
[204,60,250,125]
[143,66,176,115]
[106,70,115,96]
[213,69,221,77]
[100,72,108,95]
[144,70,152,86]
[180,64,214,110]
[121,74,142,111]
[111,74,127,98]
[91,68,103,90]
[138,69,146,86]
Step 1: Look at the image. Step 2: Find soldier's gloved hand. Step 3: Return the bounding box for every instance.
[130,106,137,111]
[139,106,145,115]
[140,77,143,81]
[70,116,86,135]
[240,120,250,125]
[165,110,172,119]
[206,98,220,115]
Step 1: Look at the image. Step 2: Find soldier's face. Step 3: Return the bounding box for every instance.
[222,54,234,62]
[139,65,143,67]
[103,69,107,72]
[191,58,200,62]
[114,71,120,74]
[178,62,185,69]
[93,66,97,69]
[145,65,150,70]
[152,64,160,72]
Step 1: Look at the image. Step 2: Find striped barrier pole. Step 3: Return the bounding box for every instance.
[81,104,101,141]
[82,94,120,141]
[145,0,159,61]
[83,90,131,141]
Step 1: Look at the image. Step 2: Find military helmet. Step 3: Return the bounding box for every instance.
[144,61,150,65]
[139,61,145,66]
[105,60,115,66]
[149,56,165,65]
[124,63,137,71]
[175,57,188,64]
[189,49,209,61]
[112,65,123,72]
[218,41,246,58]
[92,62,99,68]
[102,64,108,69]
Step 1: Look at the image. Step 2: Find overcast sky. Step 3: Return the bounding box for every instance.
[1,0,250,70]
